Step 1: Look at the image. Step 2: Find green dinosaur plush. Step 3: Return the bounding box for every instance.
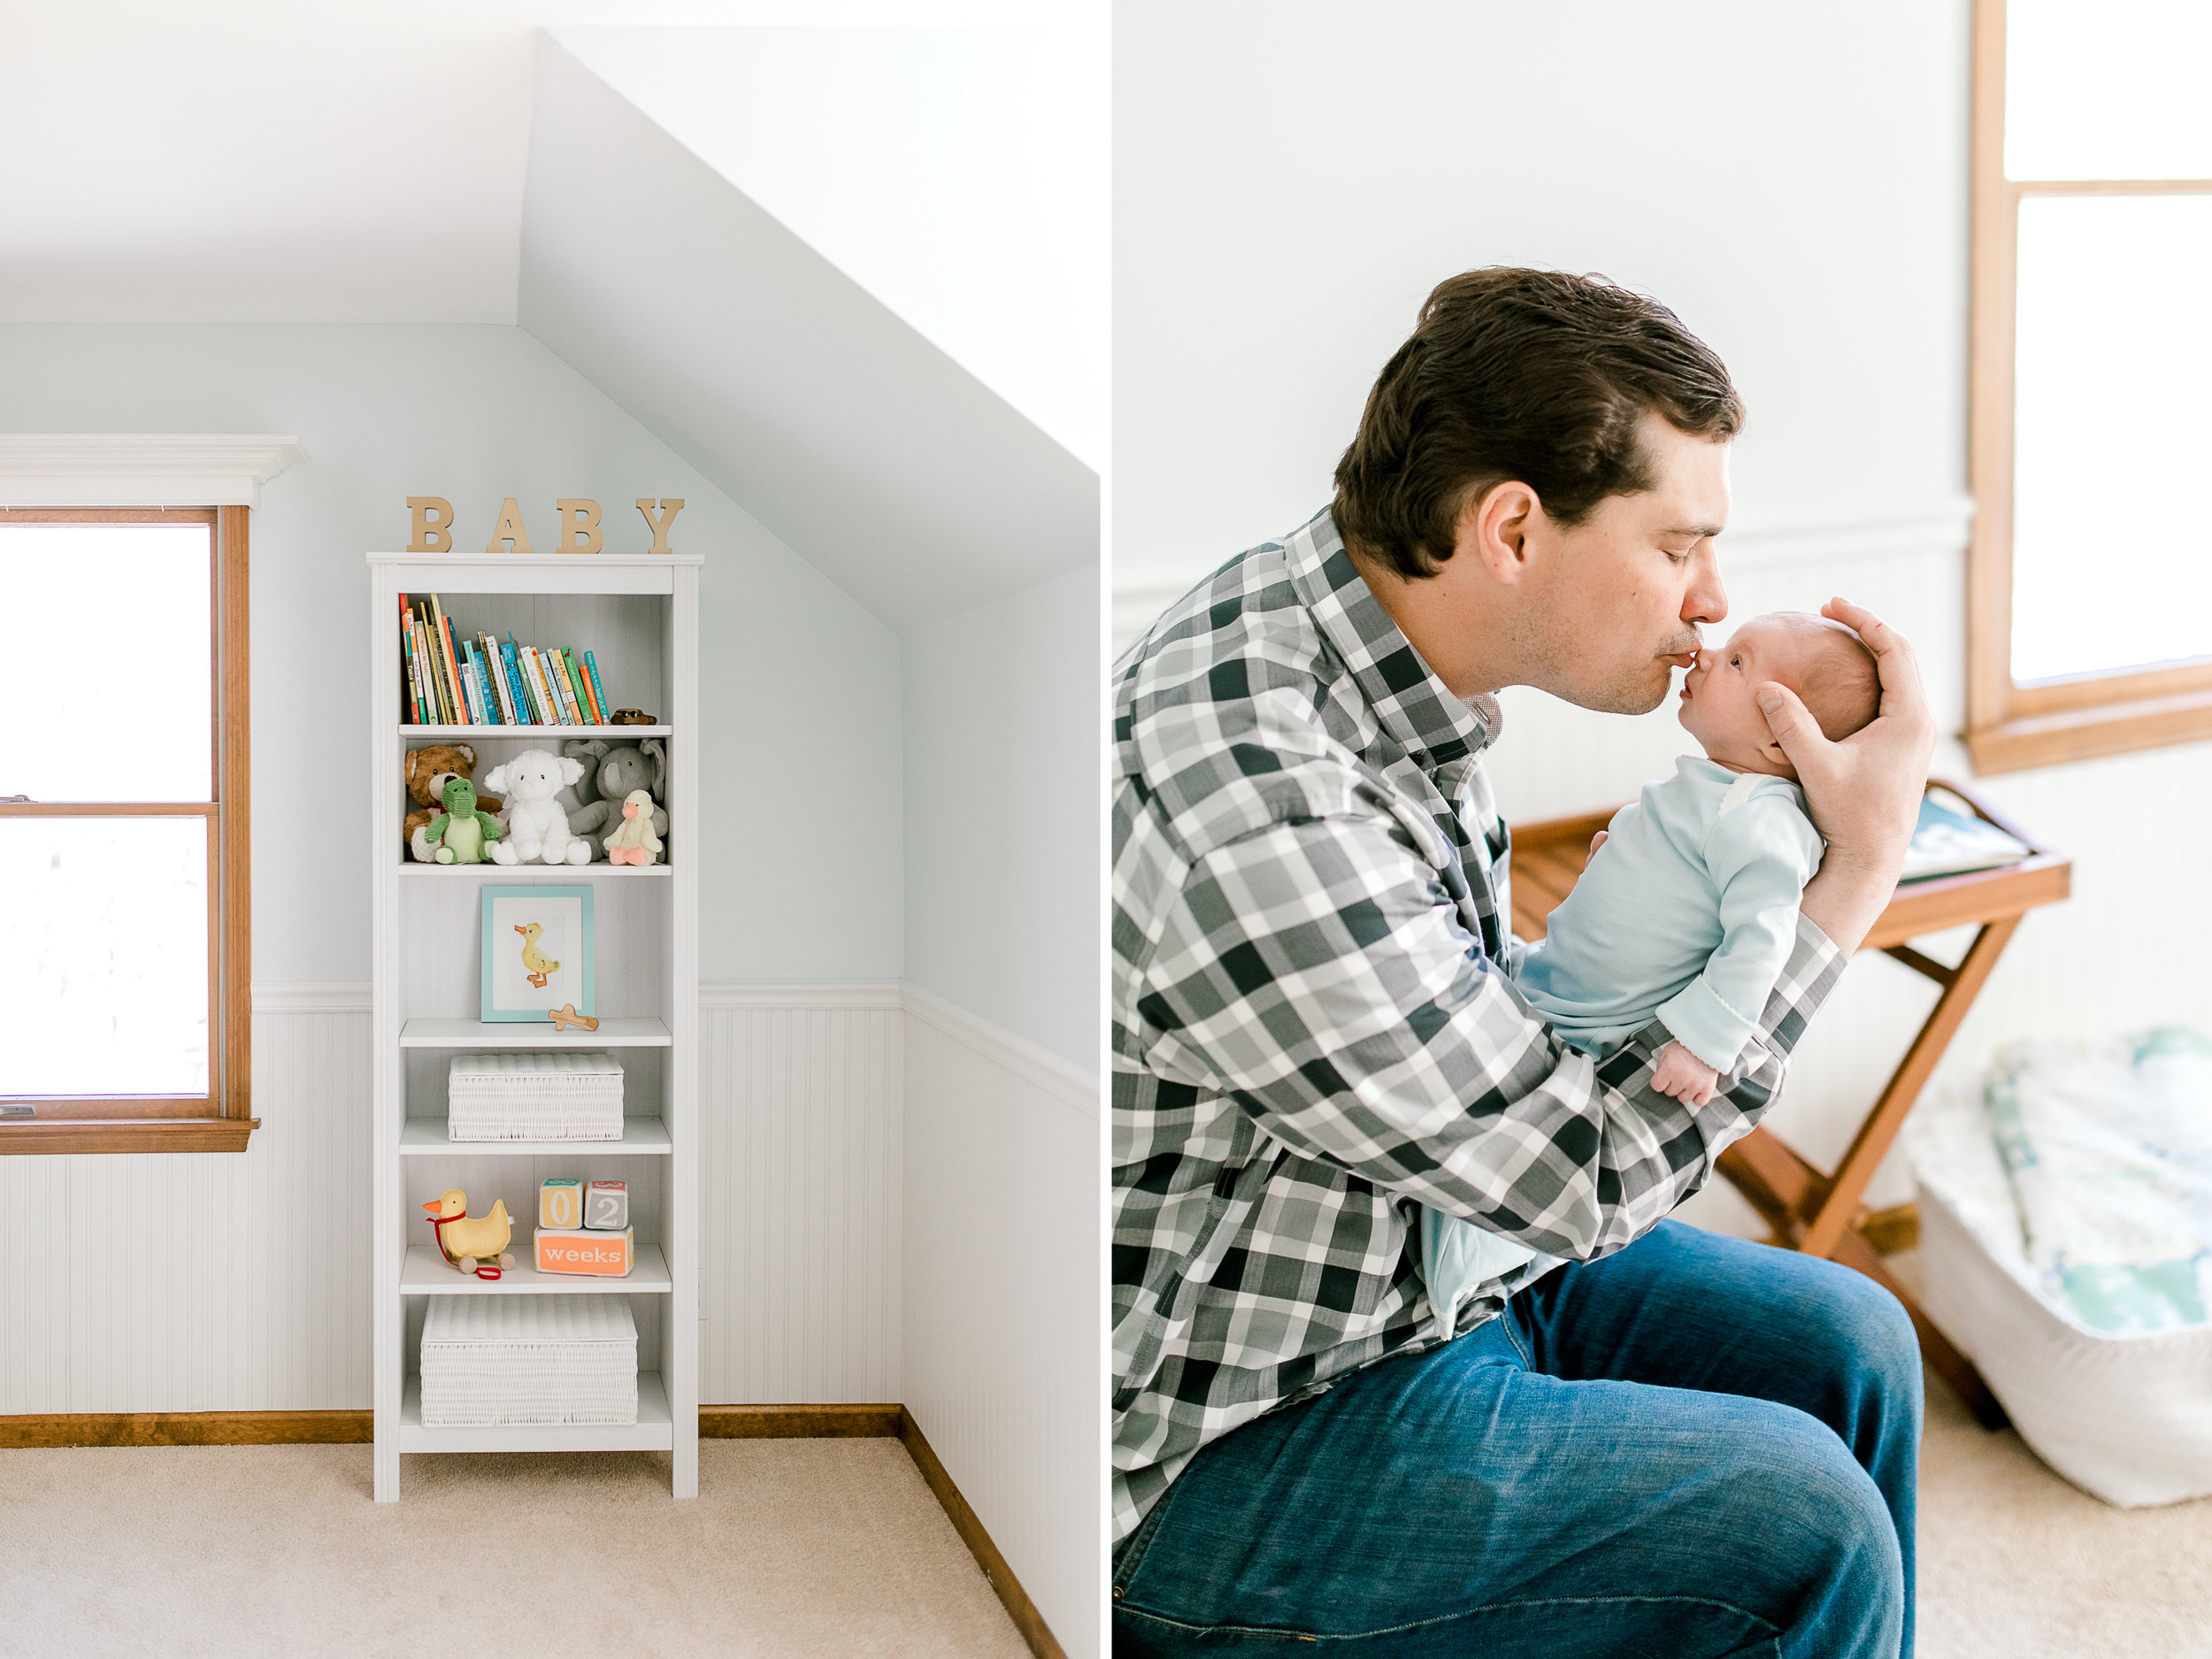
[425,776,503,864]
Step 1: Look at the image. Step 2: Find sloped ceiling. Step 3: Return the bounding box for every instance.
[518,34,1095,632]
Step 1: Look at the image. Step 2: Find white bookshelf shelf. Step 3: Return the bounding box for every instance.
[372,549,699,1502]
[399,1017,671,1048]
[398,1371,673,1454]
[402,1241,672,1295]
[397,862,672,879]
[399,1116,673,1156]
[402,724,672,739]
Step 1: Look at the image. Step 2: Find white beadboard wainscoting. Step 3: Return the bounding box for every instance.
[2,982,1097,1423]
[902,983,1101,1659]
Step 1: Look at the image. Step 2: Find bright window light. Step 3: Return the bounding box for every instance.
[2007,0,2212,180]
[0,523,211,802]
[2010,194,2212,683]
[1,816,210,1096]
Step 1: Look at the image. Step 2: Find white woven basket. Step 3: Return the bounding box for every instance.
[419,1294,638,1427]
[448,1051,624,1141]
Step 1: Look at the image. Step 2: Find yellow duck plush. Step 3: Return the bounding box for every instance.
[423,1189,516,1278]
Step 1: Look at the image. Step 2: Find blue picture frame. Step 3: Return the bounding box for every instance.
[480,885,595,1023]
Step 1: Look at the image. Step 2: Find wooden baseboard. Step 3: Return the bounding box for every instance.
[899,1407,1067,1659]
[3,1401,1066,1659]
[0,1409,370,1449]
[699,1402,902,1439]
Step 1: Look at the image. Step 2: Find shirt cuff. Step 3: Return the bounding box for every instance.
[1655,979,1759,1074]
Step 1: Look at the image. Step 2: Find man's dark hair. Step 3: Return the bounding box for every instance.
[1333,267,1745,580]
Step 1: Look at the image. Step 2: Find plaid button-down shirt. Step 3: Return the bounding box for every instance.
[1110,508,1847,1541]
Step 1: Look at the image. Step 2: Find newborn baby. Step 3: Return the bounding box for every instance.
[1420,611,1881,1339]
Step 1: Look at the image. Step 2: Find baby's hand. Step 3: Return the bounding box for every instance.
[1651,1041,1720,1108]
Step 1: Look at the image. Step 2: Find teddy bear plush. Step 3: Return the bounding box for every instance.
[422,777,504,864]
[560,737,669,861]
[483,749,593,865]
[404,744,503,863]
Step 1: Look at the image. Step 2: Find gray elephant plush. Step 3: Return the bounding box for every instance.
[559,737,668,861]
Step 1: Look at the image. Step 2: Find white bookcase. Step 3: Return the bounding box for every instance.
[366,551,702,1501]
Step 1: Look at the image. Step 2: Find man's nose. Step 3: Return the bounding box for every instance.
[1685,543,1727,627]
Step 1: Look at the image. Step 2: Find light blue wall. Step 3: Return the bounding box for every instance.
[0,323,903,985]
[900,560,1099,1067]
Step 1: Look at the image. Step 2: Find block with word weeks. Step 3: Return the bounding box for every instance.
[535,1226,634,1279]
[583,1179,629,1233]
[539,1176,583,1231]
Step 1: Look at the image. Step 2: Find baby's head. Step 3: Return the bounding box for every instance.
[1676,611,1878,778]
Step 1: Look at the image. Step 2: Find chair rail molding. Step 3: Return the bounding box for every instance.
[0,434,309,508]
[901,982,1097,1119]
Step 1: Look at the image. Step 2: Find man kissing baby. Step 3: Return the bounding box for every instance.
[1423,611,1882,1337]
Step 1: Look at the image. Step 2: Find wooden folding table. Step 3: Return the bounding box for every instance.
[1508,780,2070,1429]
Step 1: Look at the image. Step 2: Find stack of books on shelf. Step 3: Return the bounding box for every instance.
[402,592,613,727]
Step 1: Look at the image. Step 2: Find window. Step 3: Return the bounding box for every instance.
[1967,0,2212,772]
[1,507,255,1152]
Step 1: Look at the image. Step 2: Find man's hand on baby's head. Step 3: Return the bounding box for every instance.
[1651,1041,1719,1109]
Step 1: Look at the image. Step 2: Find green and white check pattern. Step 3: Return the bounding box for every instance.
[1110,507,1847,1540]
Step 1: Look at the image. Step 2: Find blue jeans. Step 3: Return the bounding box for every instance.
[1112,1220,1920,1657]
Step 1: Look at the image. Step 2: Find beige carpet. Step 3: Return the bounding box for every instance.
[0,1438,1030,1659]
[1906,1247,2212,1658]
[9,1363,2211,1657]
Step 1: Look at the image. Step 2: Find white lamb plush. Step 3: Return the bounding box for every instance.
[483,749,593,865]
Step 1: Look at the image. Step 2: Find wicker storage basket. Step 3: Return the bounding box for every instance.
[447,1051,624,1141]
[419,1294,638,1427]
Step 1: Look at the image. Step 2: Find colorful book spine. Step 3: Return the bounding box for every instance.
[400,595,422,722]
[465,652,491,725]
[503,637,537,724]
[417,609,449,724]
[481,633,517,724]
[526,647,566,725]
[560,649,593,725]
[550,649,581,724]
[430,599,465,725]
[583,651,611,726]
[570,649,604,725]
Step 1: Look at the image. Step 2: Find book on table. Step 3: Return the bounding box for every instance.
[1897,786,2032,884]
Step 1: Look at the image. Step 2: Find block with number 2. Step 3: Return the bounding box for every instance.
[584,1179,628,1232]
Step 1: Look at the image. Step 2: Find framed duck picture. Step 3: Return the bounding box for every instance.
[481,886,595,1023]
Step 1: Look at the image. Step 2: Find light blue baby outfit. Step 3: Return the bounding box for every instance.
[1420,756,1825,1340]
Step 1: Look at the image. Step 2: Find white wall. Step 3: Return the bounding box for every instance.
[1115,0,2212,1220]
[901,560,1101,1069]
[903,997,1099,1659]
[557,18,1109,472]
[0,321,903,986]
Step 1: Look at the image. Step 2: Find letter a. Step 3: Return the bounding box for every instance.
[406,496,454,553]
[636,497,685,554]
[486,498,534,556]
[555,499,604,554]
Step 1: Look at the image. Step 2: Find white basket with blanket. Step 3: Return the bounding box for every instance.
[1908,1027,2212,1508]
[447,1050,624,1141]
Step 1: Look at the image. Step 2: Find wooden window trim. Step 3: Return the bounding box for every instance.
[1965,0,2212,773]
[1,506,254,1154]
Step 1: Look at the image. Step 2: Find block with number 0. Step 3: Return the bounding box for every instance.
[540,1176,583,1231]
[584,1179,629,1232]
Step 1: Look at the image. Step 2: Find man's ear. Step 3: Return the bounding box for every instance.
[1453,482,1540,584]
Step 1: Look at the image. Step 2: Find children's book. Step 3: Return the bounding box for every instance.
[1897,787,2032,884]
[583,650,611,725]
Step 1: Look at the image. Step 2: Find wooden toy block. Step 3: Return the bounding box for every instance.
[583,1179,628,1232]
[535,1226,634,1278]
[540,1176,583,1231]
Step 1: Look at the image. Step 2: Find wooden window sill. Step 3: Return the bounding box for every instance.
[0,1118,260,1155]
[1967,687,2212,773]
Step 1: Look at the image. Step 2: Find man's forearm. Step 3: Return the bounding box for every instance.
[1798,850,1899,956]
